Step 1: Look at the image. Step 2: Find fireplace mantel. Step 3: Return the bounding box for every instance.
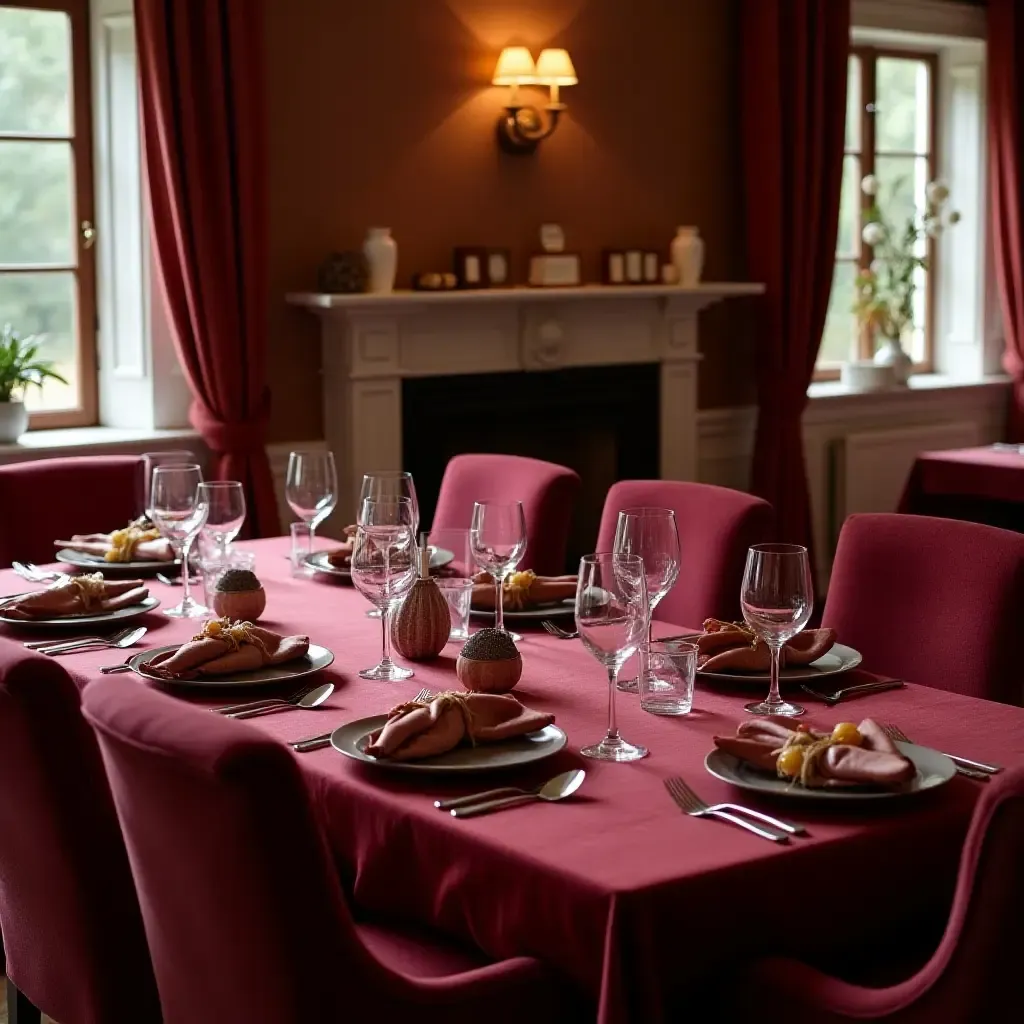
[288,283,764,528]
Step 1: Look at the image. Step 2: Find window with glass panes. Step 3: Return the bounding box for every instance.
[819,48,937,377]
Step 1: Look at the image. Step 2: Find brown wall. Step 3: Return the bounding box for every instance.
[266,0,755,442]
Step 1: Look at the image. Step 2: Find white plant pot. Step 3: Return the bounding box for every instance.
[873,335,913,386]
[840,361,897,393]
[0,400,29,443]
[363,227,398,294]
[670,226,705,287]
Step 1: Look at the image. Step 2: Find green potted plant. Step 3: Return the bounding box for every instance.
[0,323,68,443]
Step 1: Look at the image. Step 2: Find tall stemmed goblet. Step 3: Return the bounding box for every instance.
[142,450,197,518]
[576,553,650,762]
[359,472,420,535]
[286,451,338,556]
[149,465,209,618]
[613,508,681,693]
[469,501,526,635]
[197,481,247,558]
[350,497,418,681]
[740,543,814,717]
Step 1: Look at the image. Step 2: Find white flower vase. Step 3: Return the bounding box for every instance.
[363,227,398,294]
[670,226,704,286]
[873,334,913,386]
[0,400,29,443]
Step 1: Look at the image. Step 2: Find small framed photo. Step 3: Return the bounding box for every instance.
[624,249,643,284]
[642,251,660,283]
[486,248,511,286]
[528,253,581,287]
[602,249,626,285]
[453,247,489,289]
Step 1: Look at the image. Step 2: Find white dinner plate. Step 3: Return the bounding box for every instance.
[704,740,956,802]
[55,548,181,575]
[471,599,576,622]
[330,714,568,773]
[129,642,335,688]
[0,595,161,629]
[697,642,863,684]
[305,546,455,580]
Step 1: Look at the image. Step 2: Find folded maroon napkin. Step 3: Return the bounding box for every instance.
[697,618,837,672]
[0,574,149,621]
[365,691,555,761]
[713,717,915,788]
[471,570,578,611]
[55,519,174,563]
[146,619,310,680]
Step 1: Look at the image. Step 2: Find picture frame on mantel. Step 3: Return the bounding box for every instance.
[528,252,581,287]
[453,247,489,288]
[603,249,661,285]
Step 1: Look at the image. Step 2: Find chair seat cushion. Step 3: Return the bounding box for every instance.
[355,915,492,978]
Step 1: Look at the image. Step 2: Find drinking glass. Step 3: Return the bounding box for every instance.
[142,450,198,519]
[290,523,314,577]
[197,481,246,558]
[740,543,814,717]
[435,578,474,641]
[576,553,650,761]
[149,464,209,618]
[638,640,696,715]
[359,472,420,535]
[470,501,526,634]
[286,451,338,555]
[199,550,256,610]
[613,508,681,693]
[349,498,418,681]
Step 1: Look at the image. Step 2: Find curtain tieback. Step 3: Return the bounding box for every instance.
[191,403,269,455]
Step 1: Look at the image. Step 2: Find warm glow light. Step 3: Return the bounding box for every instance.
[492,46,537,85]
[535,48,577,86]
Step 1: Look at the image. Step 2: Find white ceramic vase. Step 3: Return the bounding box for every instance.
[873,333,913,386]
[0,400,28,443]
[363,227,398,294]
[670,226,704,286]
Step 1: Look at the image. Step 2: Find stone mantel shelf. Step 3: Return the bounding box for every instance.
[287,282,764,312]
[290,281,763,532]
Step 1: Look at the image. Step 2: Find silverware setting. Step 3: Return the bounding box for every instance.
[445,769,587,818]
[882,723,1002,779]
[664,777,793,843]
[24,626,132,650]
[11,561,64,584]
[800,679,905,706]
[225,681,334,720]
[32,626,148,657]
[101,652,144,674]
[541,620,578,640]
[289,688,433,752]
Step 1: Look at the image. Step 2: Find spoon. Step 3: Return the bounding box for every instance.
[42,626,148,657]
[448,769,586,819]
[226,681,334,720]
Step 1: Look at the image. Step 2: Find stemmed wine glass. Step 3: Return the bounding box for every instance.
[142,450,197,519]
[286,451,338,557]
[576,553,650,761]
[149,464,209,618]
[349,497,418,681]
[197,481,247,558]
[359,472,419,534]
[740,543,814,717]
[613,507,681,693]
[469,501,526,635]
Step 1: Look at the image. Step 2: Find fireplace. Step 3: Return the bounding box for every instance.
[403,364,659,570]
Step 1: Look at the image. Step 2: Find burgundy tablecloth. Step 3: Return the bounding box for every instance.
[4,538,1024,1023]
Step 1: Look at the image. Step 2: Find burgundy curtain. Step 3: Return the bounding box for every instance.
[135,0,279,536]
[741,0,850,547]
[989,0,1024,441]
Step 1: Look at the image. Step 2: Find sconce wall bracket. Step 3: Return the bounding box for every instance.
[496,104,565,155]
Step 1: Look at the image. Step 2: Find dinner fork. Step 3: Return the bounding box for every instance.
[289,688,434,752]
[541,620,578,640]
[214,684,320,716]
[881,724,1000,779]
[800,679,905,706]
[663,777,790,843]
[32,627,142,656]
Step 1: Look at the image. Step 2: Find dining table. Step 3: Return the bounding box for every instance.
[3,536,1024,1024]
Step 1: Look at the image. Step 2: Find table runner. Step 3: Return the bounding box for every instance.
[3,537,1024,1023]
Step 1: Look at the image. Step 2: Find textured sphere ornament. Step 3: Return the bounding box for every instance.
[391,557,451,661]
[211,569,266,621]
[456,627,523,693]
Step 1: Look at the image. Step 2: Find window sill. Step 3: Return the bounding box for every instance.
[807,372,1011,402]
[0,425,200,462]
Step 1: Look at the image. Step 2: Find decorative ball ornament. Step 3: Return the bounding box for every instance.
[211,568,266,622]
[390,548,450,661]
[456,627,523,693]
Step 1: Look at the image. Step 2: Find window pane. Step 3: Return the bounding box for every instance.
[0,271,78,411]
[846,55,861,151]
[874,154,929,235]
[0,140,75,264]
[876,57,930,153]
[819,262,859,366]
[837,155,861,257]
[0,7,72,136]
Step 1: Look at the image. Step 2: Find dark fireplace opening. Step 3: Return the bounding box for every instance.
[403,364,660,571]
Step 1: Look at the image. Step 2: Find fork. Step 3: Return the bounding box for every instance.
[800,679,905,706]
[12,562,63,583]
[541,620,578,640]
[214,684,319,717]
[882,724,1000,779]
[663,777,790,843]
[290,688,434,752]
[31,627,139,655]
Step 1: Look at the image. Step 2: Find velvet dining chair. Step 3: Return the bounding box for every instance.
[0,455,144,568]
[823,514,1024,705]
[431,454,581,573]
[595,480,775,628]
[82,678,587,1024]
[725,766,1024,1022]
[0,646,161,1024]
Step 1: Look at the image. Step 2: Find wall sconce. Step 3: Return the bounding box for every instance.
[492,46,577,155]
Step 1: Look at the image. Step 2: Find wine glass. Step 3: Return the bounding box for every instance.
[469,501,526,635]
[197,481,247,558]
[576,553,650,761]
[142,450,198,521]
[349,497,418,681]
[286,451,338,556]
[149,465,210,618]
[359,472,419,535]
[740,543,814,717]
[613,507,681,693]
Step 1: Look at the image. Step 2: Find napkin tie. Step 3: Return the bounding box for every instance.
[387,690,478,745]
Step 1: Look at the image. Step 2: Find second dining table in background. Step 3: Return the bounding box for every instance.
[2,537,1023,1023]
